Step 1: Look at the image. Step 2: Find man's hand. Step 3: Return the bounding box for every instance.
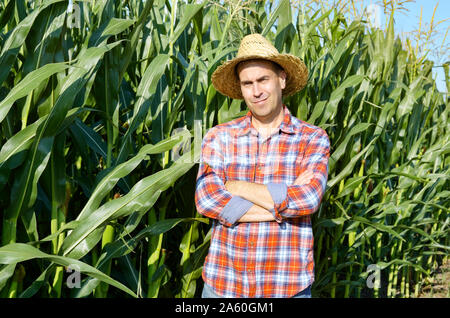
[294,169,314,186]
[224,180,241,195]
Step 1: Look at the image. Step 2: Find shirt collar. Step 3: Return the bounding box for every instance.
[233,105,297,137]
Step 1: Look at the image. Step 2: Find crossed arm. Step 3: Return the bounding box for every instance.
[225,171,315,223]
[194,128,330,227]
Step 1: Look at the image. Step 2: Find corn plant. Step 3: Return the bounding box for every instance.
[0,0,448,298]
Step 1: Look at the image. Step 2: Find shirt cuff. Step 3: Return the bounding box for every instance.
[267,182,288,222]
[218,196,253,227]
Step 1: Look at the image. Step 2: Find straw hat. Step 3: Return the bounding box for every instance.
[211,34,308,100]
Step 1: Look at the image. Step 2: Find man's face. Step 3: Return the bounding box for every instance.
[237,60,286,124]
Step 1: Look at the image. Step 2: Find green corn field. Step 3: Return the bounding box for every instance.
[0,0,448,298]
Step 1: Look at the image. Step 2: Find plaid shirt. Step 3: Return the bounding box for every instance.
[195,105,330,298]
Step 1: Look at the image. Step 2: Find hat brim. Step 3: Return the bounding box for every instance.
[211,54,308,100]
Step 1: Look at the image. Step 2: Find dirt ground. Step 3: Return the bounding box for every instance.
[416,258,449,298]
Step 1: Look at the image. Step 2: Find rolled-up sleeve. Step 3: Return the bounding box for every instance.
[195,128,252,227]
[267,129,330,221]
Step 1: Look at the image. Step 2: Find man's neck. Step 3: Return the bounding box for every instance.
[251,104,284,139]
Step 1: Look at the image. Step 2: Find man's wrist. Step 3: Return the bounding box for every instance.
[237,204,276,223]
[266,182,288,205]
[225,180,242,196]
[219,195,253,226]
[226,180,275,211]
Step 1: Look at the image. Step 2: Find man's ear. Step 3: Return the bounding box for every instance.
[279,70,287,89]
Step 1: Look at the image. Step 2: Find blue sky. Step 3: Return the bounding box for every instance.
[287,1,449,93]
[365,0,449,93]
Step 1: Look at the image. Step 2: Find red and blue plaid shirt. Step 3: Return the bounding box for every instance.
[195,105,330,298]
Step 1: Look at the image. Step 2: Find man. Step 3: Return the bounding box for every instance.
[195,34,330,298]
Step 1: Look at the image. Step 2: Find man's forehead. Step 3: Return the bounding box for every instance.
[237,59,279,71]
[236,59,283,75]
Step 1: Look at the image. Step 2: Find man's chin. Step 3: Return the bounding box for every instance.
[250,109,269,118]
[249,104,269,114]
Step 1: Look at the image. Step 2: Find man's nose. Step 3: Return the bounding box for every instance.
[252,83,263,97]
